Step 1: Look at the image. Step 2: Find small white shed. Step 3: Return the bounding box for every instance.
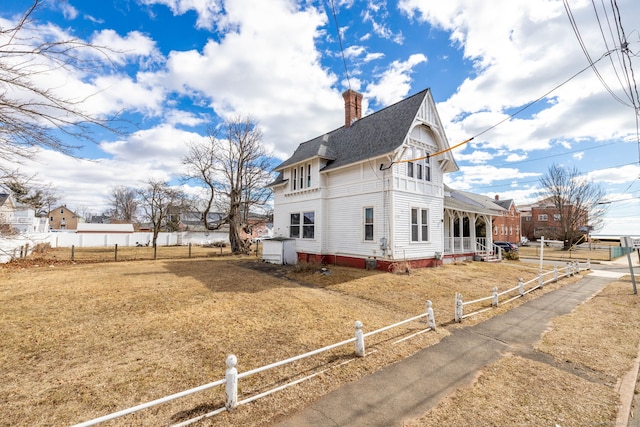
[262,238,297,265]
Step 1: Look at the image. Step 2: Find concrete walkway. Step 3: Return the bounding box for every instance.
[274,270,630,427]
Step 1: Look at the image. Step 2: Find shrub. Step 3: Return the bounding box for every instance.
[389,261,412,275]
[503,250,520,261]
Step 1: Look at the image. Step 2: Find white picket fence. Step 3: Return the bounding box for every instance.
[71,301,437,427]
[454,260,587,322]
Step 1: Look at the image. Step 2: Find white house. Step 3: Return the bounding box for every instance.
[268,88,502,269]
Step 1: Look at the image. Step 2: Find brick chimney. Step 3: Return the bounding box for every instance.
[495,195,499,200]
[342,89,363,128]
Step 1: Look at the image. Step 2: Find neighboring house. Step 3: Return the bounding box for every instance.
[519,204,534,241]
[0,193,16,234]
[530,198,588,241]
[12,203,49,233]
[268,88,502,269]
[241,214,273,241]
[48,205,83,231]
[491,195,521,244]
[175,211,226,232]
[89,214,111,224]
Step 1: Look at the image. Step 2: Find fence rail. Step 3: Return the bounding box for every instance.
[455,260,585,322]
[72,301,437,427]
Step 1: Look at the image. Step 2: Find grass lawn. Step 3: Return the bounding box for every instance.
[0,254,588,426]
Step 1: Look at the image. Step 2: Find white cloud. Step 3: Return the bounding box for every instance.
[454,150,494,164]
[586,164,640,184]
[158,0,342,156]
[52,2,79,20]
[401,0,640,159]
[139,0,223,30]
[365,54,427,106]
[91,30,161,66]
[505,153,528,162]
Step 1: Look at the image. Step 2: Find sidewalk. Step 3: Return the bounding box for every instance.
[274,271,630,427]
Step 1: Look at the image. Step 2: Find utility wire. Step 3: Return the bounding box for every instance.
[392,50,613,166]
[328,0,351,90]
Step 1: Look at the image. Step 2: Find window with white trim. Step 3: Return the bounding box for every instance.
[299,166,304,190]
[307,164,311,188]
[410,208,429,242]
[538,214,548,221]
[292,168,297,190]
[290,213,300,238]
[553,214,561,221]
[289,211,315,239]
[364,207,374,241]
[302,212,315,238]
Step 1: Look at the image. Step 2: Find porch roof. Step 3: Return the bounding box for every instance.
[444,185,506,216]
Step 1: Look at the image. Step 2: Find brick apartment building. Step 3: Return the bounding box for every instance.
[519,198,588,242]
[492,195,521,244]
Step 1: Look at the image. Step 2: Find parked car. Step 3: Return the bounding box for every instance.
[494,241,518,252]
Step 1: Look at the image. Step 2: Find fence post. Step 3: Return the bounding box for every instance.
[491,287,499,307]
[355,321,365,357]
[587,258,591,270]
[225,354,238,411]
[189,243,192,258]
[518,278,524,296]
[554,265,558,282]
[454,293,463,323]
[71,245,75,261]
[538,271,543,289]
[426,300,436,330]
[115,244,118,262]
[565,262,570,278]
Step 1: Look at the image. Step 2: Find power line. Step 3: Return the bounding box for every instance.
[328,0,351,90]
[392,49,614,167]
[464,161,639,191]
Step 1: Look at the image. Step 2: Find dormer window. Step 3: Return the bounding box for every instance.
[290,163,313,192]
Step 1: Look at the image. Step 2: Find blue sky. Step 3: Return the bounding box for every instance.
[1,0,639,236]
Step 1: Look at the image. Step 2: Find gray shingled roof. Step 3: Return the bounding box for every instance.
[444,185,506,215]
[274,88,430,173]
[493,198,513,210]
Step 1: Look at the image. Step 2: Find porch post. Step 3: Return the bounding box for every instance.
[449,214,455,252]
[457,213,463,253]
[470,214,477,253]
[487,216,493,258]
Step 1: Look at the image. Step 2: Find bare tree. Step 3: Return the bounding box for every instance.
[107,186,138,223]
[182,116,273,254]
[137,180,187,246]
[0,1,119,168]
[182,139,219,230]
[538,164,607,248]
[1,170,58,215]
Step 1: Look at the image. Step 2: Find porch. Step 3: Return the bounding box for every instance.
[443,186,507,261]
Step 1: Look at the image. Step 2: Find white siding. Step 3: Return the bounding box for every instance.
[324,163,386,257]
[272,184,323,255]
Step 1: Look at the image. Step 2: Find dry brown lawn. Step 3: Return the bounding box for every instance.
[408,277,640,427]
[1,254,586,426]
